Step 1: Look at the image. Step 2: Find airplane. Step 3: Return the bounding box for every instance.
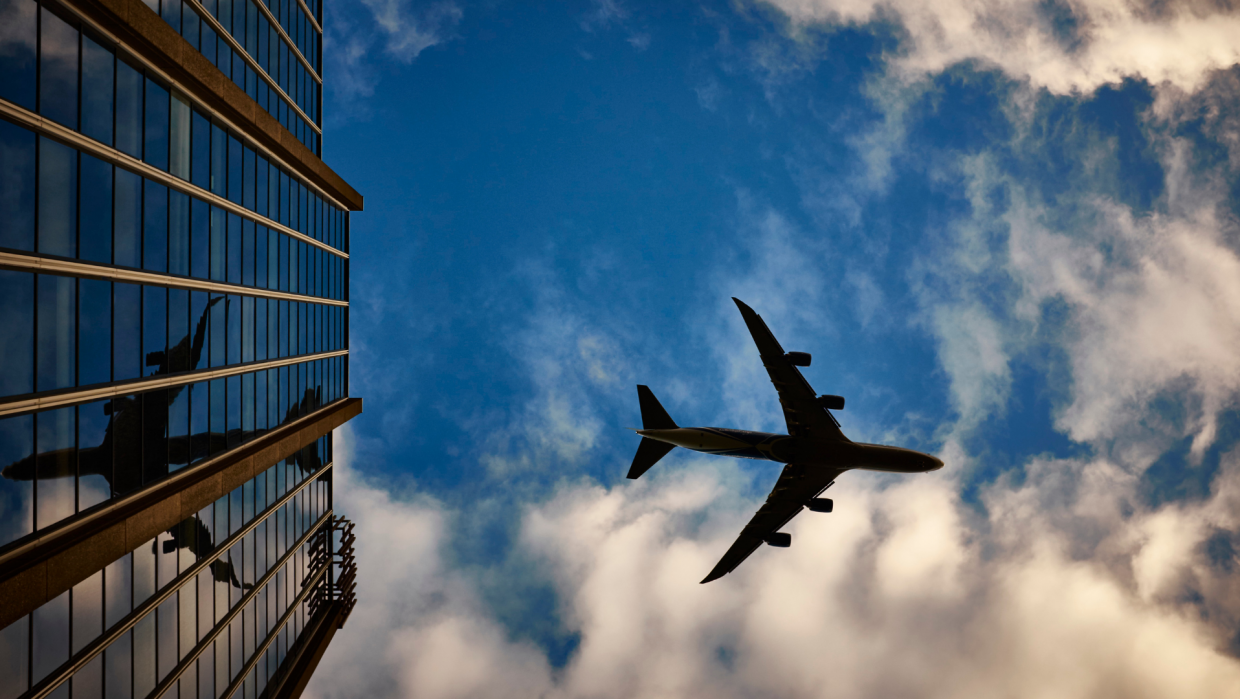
[628,298,943,584]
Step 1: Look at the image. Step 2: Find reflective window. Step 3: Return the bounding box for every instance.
[38,5,78,130]
[143,285,167,376]
[77,400,111,510]
[36,274,75,391]
[191,109,210,191]
[0,120,36,252]
[79,279,111,386]
[35,406,75,530]
[79,153,113,264]
[169,190,190,275]
[144,77,170,170]
[0,413,34,548]
[170,91,191,179]
[115,58,144,159]
[192,197,210,279]
[0,270,34,397]
[114,169,142,268]
[113,283,141,381]
[143,181,168,272]
[0,0,37,111]
[37,137,77,258]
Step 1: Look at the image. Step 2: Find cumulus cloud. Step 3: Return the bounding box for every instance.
[763,0,1240,94]
[310,426,1240,699]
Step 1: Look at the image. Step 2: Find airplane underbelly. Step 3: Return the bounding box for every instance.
[637,428,784,461]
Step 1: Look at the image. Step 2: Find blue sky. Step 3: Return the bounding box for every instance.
[307,1,1240,697]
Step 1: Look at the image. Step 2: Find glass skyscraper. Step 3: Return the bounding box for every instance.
[0,0,362,694]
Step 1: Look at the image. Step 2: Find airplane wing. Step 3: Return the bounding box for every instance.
[732,298,847,441]
[701,462,843,583]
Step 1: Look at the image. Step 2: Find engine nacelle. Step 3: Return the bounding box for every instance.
[807,498,833,513]
[764,532,791,548]
[785,352,812,367]
[817,394,845,411]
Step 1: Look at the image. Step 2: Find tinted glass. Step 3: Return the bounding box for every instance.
[77,400,111,511]
[169,190,190,275]
[112,394,141,495]
[38,7,78,129]
[190,381,207,464]
[81,35,114,145]
[144,78,170,170]
[167,288,188,373]
[79,153,113,264]
[228,135,242,204]
[36,138,77,258]
[191,198,209,279]
[210,206,225,281]
[170,92,191,179]
[115,59,143,158]
[227,213,241,284]
[142,389,167,484]
[0,413,34,547]
[190,291,208,372]
[79,279,111,386]
[113,169,142,268]
[227,294,241,365]
[32,591,68,685]
[36,274,75,391]
[169,383,190,470]
[191,109,210,190]
[242,219,255,286]
[143,286,167,376]
[0,0,37,109]
[210,123,226,196]
[113,283,141,381]
[210,293,225,368]
[255,226,267,288]
[0,120,36,251]
[143,182,168,272]
[35,406,75,530]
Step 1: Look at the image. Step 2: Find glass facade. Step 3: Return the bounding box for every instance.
[0,0,357,693]
[0,439,333,699]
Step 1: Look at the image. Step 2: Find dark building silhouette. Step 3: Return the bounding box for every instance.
[0,0,363,694]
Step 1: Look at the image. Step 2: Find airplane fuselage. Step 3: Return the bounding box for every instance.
[635,427,942,473]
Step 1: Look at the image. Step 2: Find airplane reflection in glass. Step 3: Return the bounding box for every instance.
[628,298,943,584]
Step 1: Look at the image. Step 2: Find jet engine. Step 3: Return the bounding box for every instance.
[807,498,833,513]
[764,532,791,547]
[817,394,845,410]
[785,352,812,367]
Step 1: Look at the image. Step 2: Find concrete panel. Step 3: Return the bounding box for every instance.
[181,472,223,519]
[0,565,47,631]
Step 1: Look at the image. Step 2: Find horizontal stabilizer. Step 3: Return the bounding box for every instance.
[627,438,676,479]
[637,385,677,430]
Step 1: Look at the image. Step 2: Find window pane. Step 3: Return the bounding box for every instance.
[190,381,207,464]
[35,406,75,530]
[36,274,75,391]
[79,153,112,264]
[32,590,68,685]
[113,169,142,267]
[0,271,34,397]
[104,630,132,699]
[190,291,210,372]
[242,219,255,286]
[255,225,267,288]
[255,297,267,361]
[115,58,143,158]
[210,123,226,196]
[170,92,191,179]
[0,120,36,251]
[38,6,78,129]
[36,137,77,258]
[243,146,256,211]
[143,285,167,376]
[168,287,188,373]
[228,134,242,204]
[144,78,170,170]
[81,35,114,146]
[169,190,190,275]
[113,393,141,495]
[210,378,224,455]
[242,296,254,362]
[0,0,37,109]
[191,109,210,190]
[143,181,168,272]
[169,382,189,471]
[210,293,225,367]
[113,283,141,381]
[191,197,209,279]
[77,399,111,511]
[143,389,168,484]
[227,213,241,284]
[210,206,225,281]
[0,413,34,548]
[227,294,240,365]
[79,279,110,386]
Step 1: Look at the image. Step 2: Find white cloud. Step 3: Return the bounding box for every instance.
[763,0,1240,95]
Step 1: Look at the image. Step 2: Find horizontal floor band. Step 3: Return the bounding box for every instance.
[0,251,349,307]
[0,98,348,257]
[0,348,348,418]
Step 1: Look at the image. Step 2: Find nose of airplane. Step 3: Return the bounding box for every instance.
[926,454,945,471]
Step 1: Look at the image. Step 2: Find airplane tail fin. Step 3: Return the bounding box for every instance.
[628,386,677,479]
[637,385,677,429]
[628,438,675,479]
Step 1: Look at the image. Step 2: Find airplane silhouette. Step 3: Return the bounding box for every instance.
[629,298,944,583]
[163,515,253,590]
